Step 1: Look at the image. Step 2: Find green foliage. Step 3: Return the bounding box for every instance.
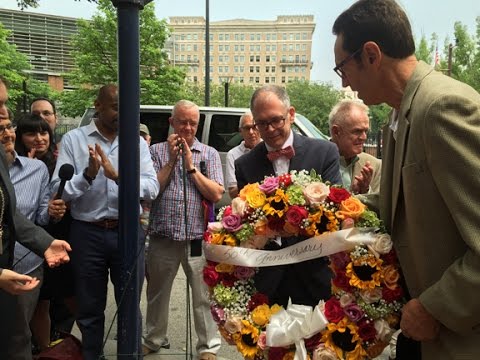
[181,82,257,108]
[0,23,52,116]
[16,0,97,10]
[286,80,341,135]
[58,0,185,117]
[369,104,391,135]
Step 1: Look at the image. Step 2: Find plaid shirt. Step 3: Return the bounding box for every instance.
[148,138,223,241]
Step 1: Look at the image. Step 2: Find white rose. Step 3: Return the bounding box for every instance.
[303,182,330,206]
[231,197,247,217]
[359,288,383,304]
[371,233,393,255]
[313,345,339,360]
[374,319,394,342]
[339,293,355,307]
[207,222,223,232]
[224,316,243,334]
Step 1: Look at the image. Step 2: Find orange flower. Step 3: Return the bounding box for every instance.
[215,263,235,273]
[336,197,366,220]
[382,264,400,289]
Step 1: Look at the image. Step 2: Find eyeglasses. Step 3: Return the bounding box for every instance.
[240,125,257,132]
[32,110,55,117]
[254,116,287,131]
[0,123,15,135]
[174,119,198,128]
[333,47,363,78]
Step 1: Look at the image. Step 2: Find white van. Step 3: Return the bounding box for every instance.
[79,105,329,209]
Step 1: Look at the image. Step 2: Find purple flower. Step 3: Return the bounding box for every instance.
[343,303,364,322]
[259,176,279,194]
[221,214,243,232]
[210,305,225,324]
[233,266,255,280]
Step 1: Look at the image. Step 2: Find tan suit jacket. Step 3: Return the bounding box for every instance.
[380,61,480,359]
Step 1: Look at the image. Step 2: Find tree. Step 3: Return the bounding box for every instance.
[16,0,97,10]
[0,23,52,116]
[58,0,185,117]
[286,80,341,135]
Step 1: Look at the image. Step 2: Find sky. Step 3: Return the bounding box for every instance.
[0,0,478,88]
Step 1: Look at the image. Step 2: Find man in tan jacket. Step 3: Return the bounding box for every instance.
[333,1,480,359]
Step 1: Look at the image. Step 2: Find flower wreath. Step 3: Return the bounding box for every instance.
[203,170,405,360]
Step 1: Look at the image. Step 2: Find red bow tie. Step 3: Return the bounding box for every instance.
[267,145,295,161]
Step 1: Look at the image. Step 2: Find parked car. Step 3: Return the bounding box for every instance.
[79,105,329,209]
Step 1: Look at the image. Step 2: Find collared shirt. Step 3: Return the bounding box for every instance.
[51,120,159,222]
[265,130,294,176]
[10,154,50,274]
[225,141,252,189]
[149,138,223,241]
[339,155,360,191]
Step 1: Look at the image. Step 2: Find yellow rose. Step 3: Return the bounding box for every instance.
[215,263,235,273]
[335,197,366,220]
[382,264,400,289]
[251,304,271,326]
[223,234,237,247]
[270,304,283,315]
[246,189,267,209]
[239,183,260,200]
[210,233,225,245]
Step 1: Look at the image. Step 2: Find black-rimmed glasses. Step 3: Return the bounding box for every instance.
[254,116,287,131]
[0,123,15,135]
[333,47,363,78]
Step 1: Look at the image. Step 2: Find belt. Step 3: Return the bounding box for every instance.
[89,219,119,229]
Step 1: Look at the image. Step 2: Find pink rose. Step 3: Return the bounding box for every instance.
[231,197,247,217]
[304,182,329,206]
[341,218,355,229]
[224,316,243,334]
[259,176,280,194]
[257,332,267,350]
[285,205,308,226]
[222,214,243,232]
[210,305,225,323]
[343,303,364,322]
[233,266,256,280]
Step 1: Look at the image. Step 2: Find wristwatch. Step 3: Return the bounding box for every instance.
[83,168,96,184]
[187,167,197,174]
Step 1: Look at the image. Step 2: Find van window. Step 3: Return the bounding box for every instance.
[208,114,241,152]
[142,112,206,145]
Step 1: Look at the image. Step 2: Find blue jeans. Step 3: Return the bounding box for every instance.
[70,220,145,360]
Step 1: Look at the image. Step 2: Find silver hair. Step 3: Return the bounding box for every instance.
[172,99,199,118]
[328,99,369,134]
[238,111,253,129]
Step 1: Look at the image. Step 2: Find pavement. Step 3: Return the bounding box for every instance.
[71,267,242,360]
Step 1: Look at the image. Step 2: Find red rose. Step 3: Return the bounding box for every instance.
[357,319,377,341]
[221,273,237,287]
[203,231,212,243]
[268,347,288,360]
[330,251,351,269]
[332,270,353,292]
[324,298,344,323]
[285,205,308,226]
[304,332,322,351]
[223,206,232,217]
[203,265,220,287]
[278,173,292,187]
[382,249,398,265]
[268,216,285,232]
[382,286,404,303]
[328,188,351,203]
[248,292,269,311]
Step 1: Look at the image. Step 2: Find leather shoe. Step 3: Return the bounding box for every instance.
[199,352,216,360]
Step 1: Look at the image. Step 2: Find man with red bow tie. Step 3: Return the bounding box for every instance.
[234,85,342,307]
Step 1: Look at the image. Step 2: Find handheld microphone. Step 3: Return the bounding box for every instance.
[55,163,75,200]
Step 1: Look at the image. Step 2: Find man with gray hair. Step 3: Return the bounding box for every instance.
[329,99,381,194]
[143,100,223,359]
[225,111,261,198]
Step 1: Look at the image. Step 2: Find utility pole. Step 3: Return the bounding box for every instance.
[205,0,210,106]
[447,43,453,77]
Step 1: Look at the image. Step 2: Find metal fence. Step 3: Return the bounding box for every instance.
[54,123,78,143]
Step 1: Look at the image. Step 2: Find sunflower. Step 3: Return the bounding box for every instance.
[233,320,260,359]
[345,256,383,290]
[321,317,367,360]
[305,208,339,236]
[263,188,289,217]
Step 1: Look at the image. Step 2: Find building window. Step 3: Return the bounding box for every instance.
[289,33,294,40]
[272,45,277,51]
[266,34,270,41]
[256,33,261,40]
[219,55,224,62]
[266,45,270,52]
[250,55,254,62]
[210,66,213,73]
[256,45,261,51]
[187,44,191,51]
[249,77,254,83]
[193,44,198,51]
[225,34,230,40]
[281,76,286,83]
[255,77,260,83]
[256,55,260,62]
[235,45,239,51]
[266,66,270,73]
[239,77,244,83]
[302,32,307,40]
[302,44,306,51]
[225,45,230,51]
[219,66,223,73]
[181,44,185,51]
[250,45,255,51]
[282,66,286,73]
[240,55,245,62]
[219,34,224,40]
[241,34,245,40]
[266,55,270,62]
[240,45,245,51]
[219,45,223,51]
[295,33,300,40]
[234,55,239,62]
[240,66,244,72]
[250,66,254,73]
[271,66,276,73]
[193,33,198,40]
[282,44,287,51]
[271,77,276,83]
[234,66,239,73]
[193,76,198,82]
[296,44,300,51]
[289,44,294,51]
[271,55,276,62]
[282,33,287,40]
[250,34,255,40]
[272,33,277,40]
[225,55,229,62]
[256,66,260,73]
[265,77,270,83]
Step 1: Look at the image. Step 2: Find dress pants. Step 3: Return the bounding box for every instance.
[143,235,221,355]
[0,252,17,359]
[8,265,44,360]
[70,220,145,360]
